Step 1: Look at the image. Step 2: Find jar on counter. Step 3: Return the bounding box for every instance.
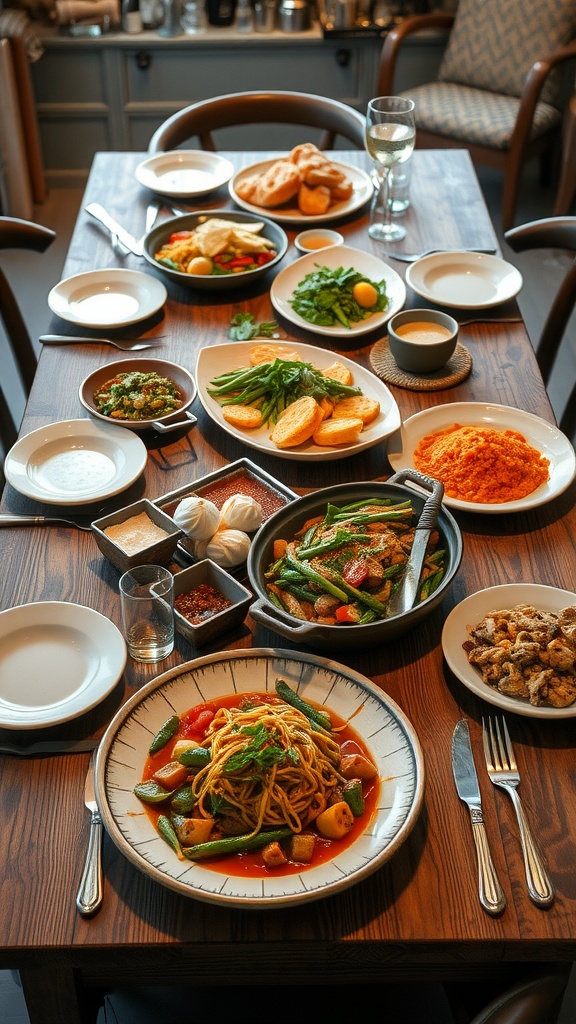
[278,0,310,31]
[207,0,237,24]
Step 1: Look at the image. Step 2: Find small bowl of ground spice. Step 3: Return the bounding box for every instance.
[92,498,183,571]
[173,560,252,646]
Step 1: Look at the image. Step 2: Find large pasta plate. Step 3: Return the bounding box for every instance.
[196,341,401,461]
[95,649,424,908]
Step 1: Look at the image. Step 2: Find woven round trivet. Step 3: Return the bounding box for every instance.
[369,337,472,391]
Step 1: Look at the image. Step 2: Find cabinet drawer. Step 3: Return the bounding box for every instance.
[32,49,105,104]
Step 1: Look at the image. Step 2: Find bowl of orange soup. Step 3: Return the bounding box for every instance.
[388,308,458,373]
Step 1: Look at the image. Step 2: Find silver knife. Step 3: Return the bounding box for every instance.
[452,718,506,916]
[387,469,444,617]
[85,202,143,257]
[76,749,103,917]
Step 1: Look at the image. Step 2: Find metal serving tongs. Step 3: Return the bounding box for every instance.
[386,469,444,617]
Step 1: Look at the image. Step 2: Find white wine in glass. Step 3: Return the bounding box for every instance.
[366,97,415,241]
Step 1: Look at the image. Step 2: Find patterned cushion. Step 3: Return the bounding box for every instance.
[438,0,576,105]
[401,83,562,150]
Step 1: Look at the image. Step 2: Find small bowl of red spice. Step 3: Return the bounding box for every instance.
[173,560,252,647]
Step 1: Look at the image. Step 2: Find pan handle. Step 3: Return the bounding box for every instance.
[152,410,197,433]
[250,598,327,642]
[388,467,443,499]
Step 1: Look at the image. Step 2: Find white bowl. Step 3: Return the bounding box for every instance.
[294,229,344,254]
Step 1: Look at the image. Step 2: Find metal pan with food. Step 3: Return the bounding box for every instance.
[247,471,463,651]
[79,358,197,434]
[142,211,288,291]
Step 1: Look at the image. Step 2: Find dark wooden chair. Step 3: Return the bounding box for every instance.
[376,0,576,231]
[505,216,576,439]
[0,216,55,472]
[147,90,366,153]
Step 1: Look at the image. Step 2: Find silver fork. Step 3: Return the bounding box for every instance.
[39,334,162,351]
[482,716,555,907]
[383,247,497,263]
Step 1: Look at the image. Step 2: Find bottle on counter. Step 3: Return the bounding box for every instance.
[236,0,254,30]
[158,0,183,34]
[181,0,208,31]
[140,0,165,27]
[122,0,143,31]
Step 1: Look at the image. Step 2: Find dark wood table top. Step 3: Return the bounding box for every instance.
[1,149,576,1024]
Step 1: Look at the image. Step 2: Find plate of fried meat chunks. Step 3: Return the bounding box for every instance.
[229,144,373,224]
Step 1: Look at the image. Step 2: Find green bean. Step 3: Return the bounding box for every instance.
[149,715,179,755]
[275,679,332,732]
[182,827,293,861]
[285,553,348,602]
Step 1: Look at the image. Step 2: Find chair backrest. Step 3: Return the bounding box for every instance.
[469,968,570,1024]
[148,91,367,154]
[0,216,55,458]
[504,216,576,382]
[438,0,576,105]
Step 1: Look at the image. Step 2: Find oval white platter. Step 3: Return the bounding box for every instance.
[387,402,575,513]
[405,251,522,309]
[135,150,234,198]
[4,419,148,505]
[229,159,373,224]
[48,269,167,328]
[442,584,576,719]
[0,602,126,728]
[196,340,401,461]
[96,649,424,908]
[270,244,406,339]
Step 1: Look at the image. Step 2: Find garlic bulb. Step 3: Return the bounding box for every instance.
[219,494,263,533]
[206,528,251,568]
[173,496,220,541]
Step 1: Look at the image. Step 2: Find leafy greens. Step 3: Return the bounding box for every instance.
[289,264,388,328]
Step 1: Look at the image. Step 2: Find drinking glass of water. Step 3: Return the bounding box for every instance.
[120,564,174,663]
[365,96,415,242]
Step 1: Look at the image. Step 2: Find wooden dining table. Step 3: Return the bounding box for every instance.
[1,148,576,1024]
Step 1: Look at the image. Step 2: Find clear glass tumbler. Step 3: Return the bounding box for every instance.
[120,564,174,663]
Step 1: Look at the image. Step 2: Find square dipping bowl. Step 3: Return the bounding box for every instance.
[173,560,253,647]
[92,499,183,572]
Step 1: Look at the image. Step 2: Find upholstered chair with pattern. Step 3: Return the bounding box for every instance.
[376,0,576,231]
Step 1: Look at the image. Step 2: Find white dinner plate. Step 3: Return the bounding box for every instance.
[442,584,576,719]
[196,341,401,461]
[4,418,148,505]
[229,159,373,224]
[387,402,575,513]
[270,245,406,339]
[0,601,126,729]
[405,251,523,309]
[95,648,424,908]
[48,269,167,328]
[135,150,234,198]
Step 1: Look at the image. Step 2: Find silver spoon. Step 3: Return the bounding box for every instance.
[39,334,162,351]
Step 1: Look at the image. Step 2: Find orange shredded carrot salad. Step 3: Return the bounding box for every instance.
[413,423,550,503]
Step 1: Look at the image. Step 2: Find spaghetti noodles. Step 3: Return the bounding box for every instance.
[191,701,345,837]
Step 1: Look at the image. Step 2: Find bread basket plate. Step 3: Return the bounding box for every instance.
[95,649,424,907]
[270,245,406,339]
[442,584,576,718]
[195,341,401,461]
[387,402,576,513]
[229,159,372,224]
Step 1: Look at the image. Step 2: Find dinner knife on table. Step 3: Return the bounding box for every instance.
[452,718,506,916]
[76,749,103,917]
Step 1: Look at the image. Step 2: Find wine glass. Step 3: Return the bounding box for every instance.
[366,96,416,242]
